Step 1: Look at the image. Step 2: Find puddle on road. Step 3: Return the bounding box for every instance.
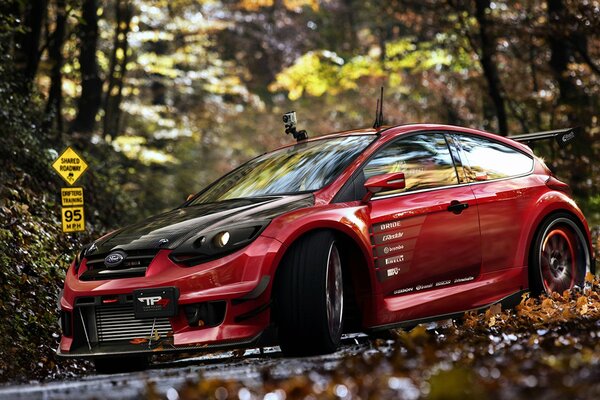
[0,334,374,400]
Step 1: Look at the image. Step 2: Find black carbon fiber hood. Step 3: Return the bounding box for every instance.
[89,194,314,255]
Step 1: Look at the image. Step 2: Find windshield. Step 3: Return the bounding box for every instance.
[190,135,375,204]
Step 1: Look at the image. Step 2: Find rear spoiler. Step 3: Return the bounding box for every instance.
[508,127,579,148]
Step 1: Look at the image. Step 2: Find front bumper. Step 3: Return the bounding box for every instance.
[57,236,282,358]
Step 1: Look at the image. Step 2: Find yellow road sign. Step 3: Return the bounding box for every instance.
[61,206,85,232]
[52,147,88,186]
[61,187,84,206]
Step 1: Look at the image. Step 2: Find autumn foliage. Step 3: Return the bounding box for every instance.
[153,274,600,399]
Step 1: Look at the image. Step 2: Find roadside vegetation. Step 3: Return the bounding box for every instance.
[0,0,599,387]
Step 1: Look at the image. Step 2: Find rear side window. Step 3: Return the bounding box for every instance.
[363,133,459,196]
[456,135,534,181]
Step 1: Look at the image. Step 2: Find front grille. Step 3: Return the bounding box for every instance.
[95,304,173,342]
[80,250,158,281]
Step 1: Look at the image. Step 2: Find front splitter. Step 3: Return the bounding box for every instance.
[56,334,262,359]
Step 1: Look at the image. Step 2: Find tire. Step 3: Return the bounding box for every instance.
[94,355,149,374]
[530,213,591,296]
[274,230,344,356]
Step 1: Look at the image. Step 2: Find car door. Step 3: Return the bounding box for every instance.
[451,133,536,272]
[363,133,482,296]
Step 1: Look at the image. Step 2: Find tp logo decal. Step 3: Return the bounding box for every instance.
[138,296,170,307]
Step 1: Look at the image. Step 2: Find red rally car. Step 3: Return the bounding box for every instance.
[57,123,595,373]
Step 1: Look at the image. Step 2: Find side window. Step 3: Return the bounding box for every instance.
[363,133,459,196]
[457,135,534,181]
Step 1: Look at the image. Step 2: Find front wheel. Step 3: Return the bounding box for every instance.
[530,214,591,295]
[274,230,344,356]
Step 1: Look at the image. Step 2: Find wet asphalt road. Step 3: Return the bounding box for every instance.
[0,334,376,400]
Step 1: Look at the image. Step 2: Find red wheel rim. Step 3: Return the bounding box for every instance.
[541,228,576,293]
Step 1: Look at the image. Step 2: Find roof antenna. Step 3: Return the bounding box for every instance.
[372,86,384,129]
[372,98,380,129]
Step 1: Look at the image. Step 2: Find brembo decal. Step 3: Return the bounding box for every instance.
[373,238,418,258]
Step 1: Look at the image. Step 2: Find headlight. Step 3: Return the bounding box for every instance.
[213,231,230,248]
[170,221,270,266]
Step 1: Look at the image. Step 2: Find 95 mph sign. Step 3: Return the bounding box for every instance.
[51,147,89,233]
[61,206,85,232]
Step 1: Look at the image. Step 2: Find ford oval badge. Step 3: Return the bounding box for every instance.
[104,251,126,268]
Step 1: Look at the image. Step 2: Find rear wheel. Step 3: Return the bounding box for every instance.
[274,230,344,356]
[94,355,149,374]
[530,214,591,295]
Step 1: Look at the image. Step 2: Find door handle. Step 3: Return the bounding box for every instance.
[447,200,469,214]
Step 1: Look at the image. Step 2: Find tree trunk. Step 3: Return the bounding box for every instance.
[474,0,508,135]
[13,0,47,92]
[71,0,103,134]
[547,0,580,108]
[342,0,357,52]
[547,0,593,198]
[44,0,67,134]
[103,0,133,139]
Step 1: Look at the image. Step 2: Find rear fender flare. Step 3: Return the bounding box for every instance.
[520,192,593,279]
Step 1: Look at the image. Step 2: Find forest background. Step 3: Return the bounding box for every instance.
[0,0,599,382]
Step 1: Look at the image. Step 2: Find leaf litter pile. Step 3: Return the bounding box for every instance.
[147,273,600,399]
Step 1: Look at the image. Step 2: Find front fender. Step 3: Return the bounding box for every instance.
[260,202,377,293]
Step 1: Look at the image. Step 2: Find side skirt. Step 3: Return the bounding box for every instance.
[367,289,526,332]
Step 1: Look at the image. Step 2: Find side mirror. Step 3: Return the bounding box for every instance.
[362,172,406,203]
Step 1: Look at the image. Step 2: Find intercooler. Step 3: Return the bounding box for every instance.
[94,303,172,342]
